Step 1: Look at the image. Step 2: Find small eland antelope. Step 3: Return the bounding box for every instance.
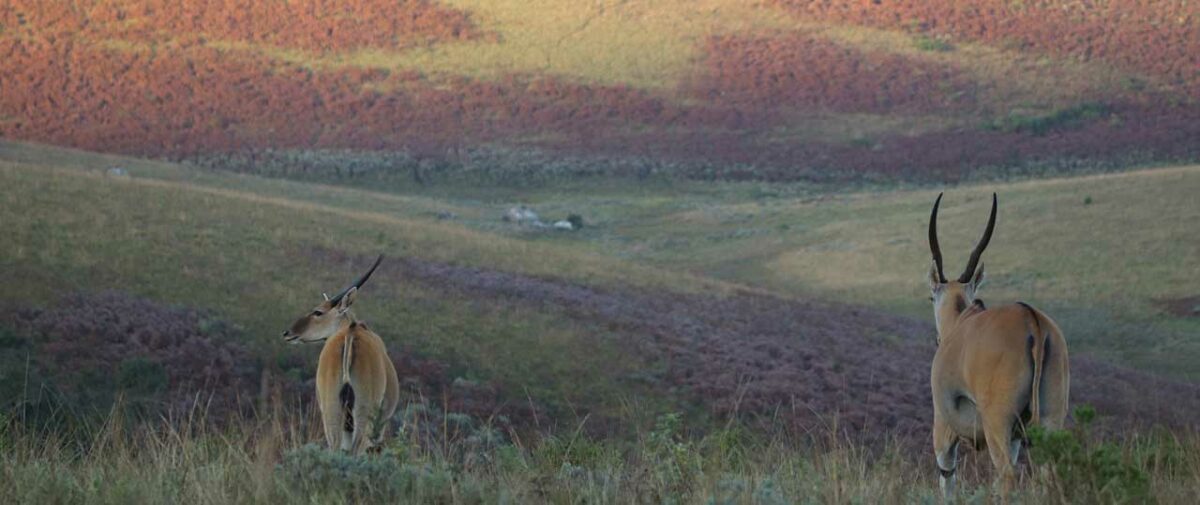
[282,255,400,454]
[926,193,1069,497]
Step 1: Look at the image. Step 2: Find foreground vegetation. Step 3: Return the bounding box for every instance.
[2,404,1197,504]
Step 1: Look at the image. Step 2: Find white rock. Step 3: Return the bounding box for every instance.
[505,205,541,224]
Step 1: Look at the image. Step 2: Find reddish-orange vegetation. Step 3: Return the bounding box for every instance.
[1,1,1199,182]
[0,33,682,157]
[2,0,480,52]
[770,0,1200,96]
[690,34,975,117]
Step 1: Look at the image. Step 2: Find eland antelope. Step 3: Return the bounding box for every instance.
[282,255,400,454]
[926,193,1070,497]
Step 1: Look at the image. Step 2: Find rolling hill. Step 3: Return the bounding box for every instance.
[2,1,1199,182]
[5,2,1200,501]
[3,140,1197,440]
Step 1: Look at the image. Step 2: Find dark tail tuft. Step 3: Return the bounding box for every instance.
[340,384,355,432]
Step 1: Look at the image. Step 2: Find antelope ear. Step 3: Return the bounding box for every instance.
[968,263,986,291]
[336,287,358,313]
[928,261,943,291]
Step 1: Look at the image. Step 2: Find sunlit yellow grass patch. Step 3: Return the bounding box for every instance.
[198,0,788,90]
[764,166,1200,314]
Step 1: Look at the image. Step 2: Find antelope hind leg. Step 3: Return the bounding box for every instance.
[933,419,960,499]
[982,416,1017,502]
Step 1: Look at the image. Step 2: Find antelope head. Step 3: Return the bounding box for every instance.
[926,193,996,341]
[282,255,383,344]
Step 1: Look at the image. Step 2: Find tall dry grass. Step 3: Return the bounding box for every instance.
[3,400,1197,504]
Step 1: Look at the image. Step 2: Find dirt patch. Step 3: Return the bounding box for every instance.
[1156,296,1200,319]
[309,248,1200,442]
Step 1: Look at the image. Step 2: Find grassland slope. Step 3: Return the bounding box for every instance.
[2,1,1198,181]
[3,142,1197,441]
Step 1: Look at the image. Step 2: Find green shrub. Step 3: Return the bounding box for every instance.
[707,475,788,505]
[913,34,953,52]
[117,358,167,397]
[986,102,1111,136]
[277,443,455,502]
[1027,405,1150,503]
[647,412,702,496]
[0,326,25,349]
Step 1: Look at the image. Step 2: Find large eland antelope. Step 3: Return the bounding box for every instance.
[282,255,400,454]
[926,193,1069,497]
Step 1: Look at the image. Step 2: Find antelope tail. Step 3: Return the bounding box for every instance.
[341,330,356,386]
[1018,302,1047,426]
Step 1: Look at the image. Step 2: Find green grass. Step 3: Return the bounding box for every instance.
[517,167,1200,376]
[986,102,1112,135]
[4,140,1198,379]
[0,151,701,420]
[378,163,1197,377]
[3,139,1199,502]
[3,405,1197,504]
[115,0,795,90]
[913,34,954,52]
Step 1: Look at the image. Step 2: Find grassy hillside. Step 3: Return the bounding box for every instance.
[4,141,1199,501]
[0,143,709,424]
[3,1,1198,181]
[496,166,1200,376]
[6,1,1200,499]
[5,140,1197,380]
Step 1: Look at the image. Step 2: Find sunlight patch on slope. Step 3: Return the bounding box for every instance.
[765,166,1200,312]
[69,0,1155,111]
[299,0,791,89]
[794,21,1159,112]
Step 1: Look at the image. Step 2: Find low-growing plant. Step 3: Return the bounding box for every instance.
[646,411,703,498]
[986,102,1111,136]
[277,443,451,501]
[913,34,954,52]
[117,358,167,398]
[1027,405,1151,503]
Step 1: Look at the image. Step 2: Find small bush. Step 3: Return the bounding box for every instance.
[646,412,703,496]
[0,326,26,349]
[117,358,167,397]
[1027,405,1150,503]
[277,444,454,502]
[986,102,1111,136]
[913,34,954,52]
